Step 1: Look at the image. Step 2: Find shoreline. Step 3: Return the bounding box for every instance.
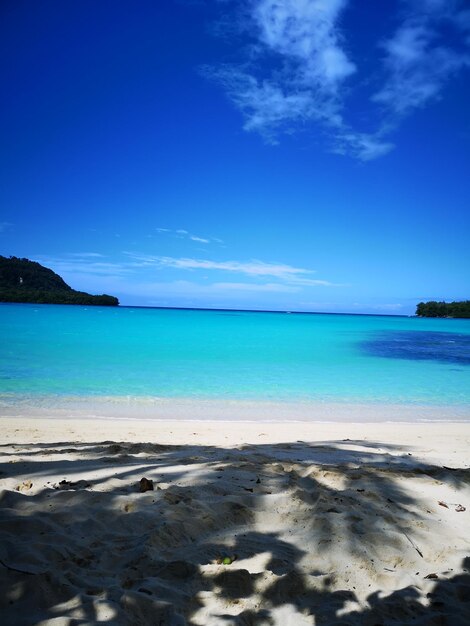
[2,395,470,423]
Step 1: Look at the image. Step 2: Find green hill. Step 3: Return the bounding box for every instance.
[0,256,119,306]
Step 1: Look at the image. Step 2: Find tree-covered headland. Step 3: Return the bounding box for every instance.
[416,300,470,318]
[0,256,119,306]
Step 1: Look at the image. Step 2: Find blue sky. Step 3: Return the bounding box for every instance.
[1,0,469,314]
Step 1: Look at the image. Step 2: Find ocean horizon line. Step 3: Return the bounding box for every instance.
[1,300,414,317]
[107,304,416,319]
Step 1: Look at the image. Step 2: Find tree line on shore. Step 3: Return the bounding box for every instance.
[416,300,470,318]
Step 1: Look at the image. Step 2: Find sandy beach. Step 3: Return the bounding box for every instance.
[1,417,470,625]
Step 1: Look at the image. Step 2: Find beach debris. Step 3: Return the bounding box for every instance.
[16,480,33,492]
[139,477,154,492]
[0,557,38,576]
[438,500,466,512]
[403,531,423,558]
[54,479,90,490]
[424,573,438,579]
[216,555,237,565]
[138,587,152,596]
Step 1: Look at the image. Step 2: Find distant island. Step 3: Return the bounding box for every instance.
[416,300,470,319]
[0,256,119,306]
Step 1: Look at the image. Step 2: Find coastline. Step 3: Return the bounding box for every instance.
[2,394,470,423]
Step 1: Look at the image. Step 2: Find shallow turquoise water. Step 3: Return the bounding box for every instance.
[0,303,469,408]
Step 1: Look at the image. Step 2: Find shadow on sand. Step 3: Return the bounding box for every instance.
[1,438,469,625]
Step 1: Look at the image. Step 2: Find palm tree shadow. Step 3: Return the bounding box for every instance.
[0,438,469,625]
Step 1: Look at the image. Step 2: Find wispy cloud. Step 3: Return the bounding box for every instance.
[370,303,404,311]
[156,228,221,245]
[189,235,210,243]
[130,254,310,277]
[0,221,13,233]
[212,281,297,292]
[127,254,339,286]
[204,0,358,145]
[67,252,105,258]
[34,256,132,277]
[332,131,394,161]
[92,278,300,301]
[31,250,343,307]
[373,2,470,115]
[35,252,335,287]
[204,0,470,160]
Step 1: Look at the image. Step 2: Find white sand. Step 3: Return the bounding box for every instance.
[1,417,470,625]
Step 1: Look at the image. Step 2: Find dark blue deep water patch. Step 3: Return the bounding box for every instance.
[362,331,470,365]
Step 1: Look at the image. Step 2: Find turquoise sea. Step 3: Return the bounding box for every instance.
[1,303,469,421]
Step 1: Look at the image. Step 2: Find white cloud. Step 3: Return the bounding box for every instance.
[371,303,404,311]
[33,252,342,304]
[0,221,13,233]
[130,254,313,278]
[34,256,132,277]
[67,252,105,258]
[373,13,470,116]
[333,131,395,161]
[38,252,326,285]
[46,274,297,301]
[190,235,210,243]
[126,254,340,286]
[204,0,355,145]
[212,281,298,292]
[156,228,222,245]
[205,0,470,159]
[253,0,355,84]
[288,276,343,287]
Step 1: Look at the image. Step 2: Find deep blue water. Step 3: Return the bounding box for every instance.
[362,331,470,366]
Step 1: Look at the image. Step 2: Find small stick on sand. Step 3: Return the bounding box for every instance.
[403,532,424,558]
[0,558,37,576]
